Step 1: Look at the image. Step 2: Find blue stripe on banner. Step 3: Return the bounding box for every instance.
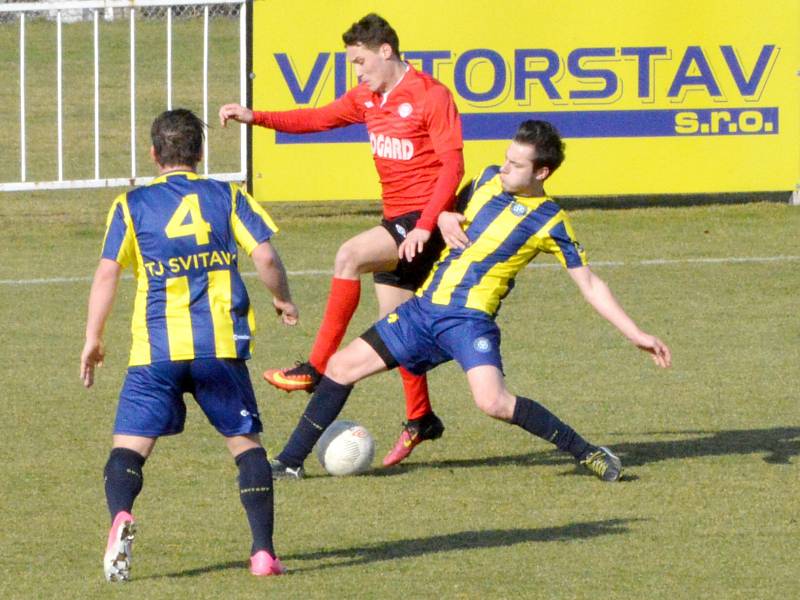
[274,107,779,143]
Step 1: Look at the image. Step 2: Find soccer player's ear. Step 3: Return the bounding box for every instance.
[149,146,158,167]
[535,166,551,181]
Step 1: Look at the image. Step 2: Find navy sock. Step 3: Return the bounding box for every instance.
[511,396,594,459]
[103,447,145,522]
[277,376,353,468]
[235,447,275,556]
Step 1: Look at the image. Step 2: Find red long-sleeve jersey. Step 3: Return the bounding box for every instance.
[252,64,464,231]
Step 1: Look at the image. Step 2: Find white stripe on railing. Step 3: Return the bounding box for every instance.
[203,5,210,175]
[130,9,136,179]
[166,6,173,110]
[56,11,63,181]
[239,1,247,169]
[93,9,100,179]
[19,13,26,182]
[1,173,246,192]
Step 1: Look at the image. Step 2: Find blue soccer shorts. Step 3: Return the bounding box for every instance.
[114,358,262,437]
[370,297,503,375]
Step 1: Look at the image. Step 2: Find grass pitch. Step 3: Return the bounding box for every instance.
[0,13,798,600]
[1,194,798,599]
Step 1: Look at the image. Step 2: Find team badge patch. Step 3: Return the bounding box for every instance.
[398,102,413,118]
[473,337,492,353]
[510,202,527,217]
[395,224,407,237]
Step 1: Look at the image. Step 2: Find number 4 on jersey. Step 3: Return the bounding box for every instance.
[165,194,212,245]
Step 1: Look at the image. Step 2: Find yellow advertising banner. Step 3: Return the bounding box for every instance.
[250,0,799,201]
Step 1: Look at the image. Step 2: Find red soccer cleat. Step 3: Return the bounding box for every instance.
[263,361,321,393]
[382,413,446,467]
[382,424,425,467]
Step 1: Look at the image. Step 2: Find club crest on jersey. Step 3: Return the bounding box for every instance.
[510,201,527,217]
[398,102,413,118]
[473,337,492,353]
[370,133,414,160]
[395,224,408,237]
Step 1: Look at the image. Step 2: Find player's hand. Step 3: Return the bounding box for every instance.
[80,337,105,388]
[634,333,672,368]
[219,103,254,127]
[273,298,299,326]
[398,228,431,262]
[438,211,469,249]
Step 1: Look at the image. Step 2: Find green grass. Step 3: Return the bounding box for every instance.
[1,193,798,599]
[1,13,799,600]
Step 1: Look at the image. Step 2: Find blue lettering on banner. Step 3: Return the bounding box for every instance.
[276,45,777,105]
[274,53,329,104]
[275,108,779,143]
[619,47,668,98]
[403,50,452,75]
[270,44,780,141]
[720,45,776,97]
[454,49,507,102]
[568,48,618,100]
[667,46,722,98]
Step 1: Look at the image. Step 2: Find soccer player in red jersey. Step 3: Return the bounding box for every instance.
[220,13,465,467]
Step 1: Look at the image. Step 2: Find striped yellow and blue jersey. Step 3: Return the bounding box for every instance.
[417,165,587,317]
[101,171,278,366]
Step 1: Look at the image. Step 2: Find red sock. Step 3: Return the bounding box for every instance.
[399,368,432,421]
[308,278,361,372]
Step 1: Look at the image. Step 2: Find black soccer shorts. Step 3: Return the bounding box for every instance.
[373,211,445,291]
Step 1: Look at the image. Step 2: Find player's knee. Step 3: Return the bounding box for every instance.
[474,390,515,421]
[333,242,361,277]
[325,351,359,385]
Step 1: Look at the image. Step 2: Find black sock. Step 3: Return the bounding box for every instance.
[277,376,353,468]
[103,447,146,522]
[511,396,594,459]
[236,447,275,557]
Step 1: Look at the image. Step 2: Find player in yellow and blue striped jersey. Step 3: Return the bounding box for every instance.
[80,109,294,580]
[269,120,672,484]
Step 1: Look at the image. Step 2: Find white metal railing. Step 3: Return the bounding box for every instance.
[0,0,248,192]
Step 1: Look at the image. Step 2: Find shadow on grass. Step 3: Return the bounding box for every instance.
[612,426,800,467]
[378,426,800,475]
[149,518,635,578]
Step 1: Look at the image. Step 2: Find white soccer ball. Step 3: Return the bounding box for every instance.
[315,420,375,476]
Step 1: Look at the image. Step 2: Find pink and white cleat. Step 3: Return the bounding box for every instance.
[103,511,136,582]
[249,550,286,576]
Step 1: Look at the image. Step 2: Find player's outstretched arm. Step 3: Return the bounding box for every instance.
[567,265,672,368]
[81,258,123,387]
[251,241,298,325]
[219,103,254,127]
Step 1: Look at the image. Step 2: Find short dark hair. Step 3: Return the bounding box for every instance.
[150,109,205,168]
[342,13,400,57]
[513,120,565,174]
